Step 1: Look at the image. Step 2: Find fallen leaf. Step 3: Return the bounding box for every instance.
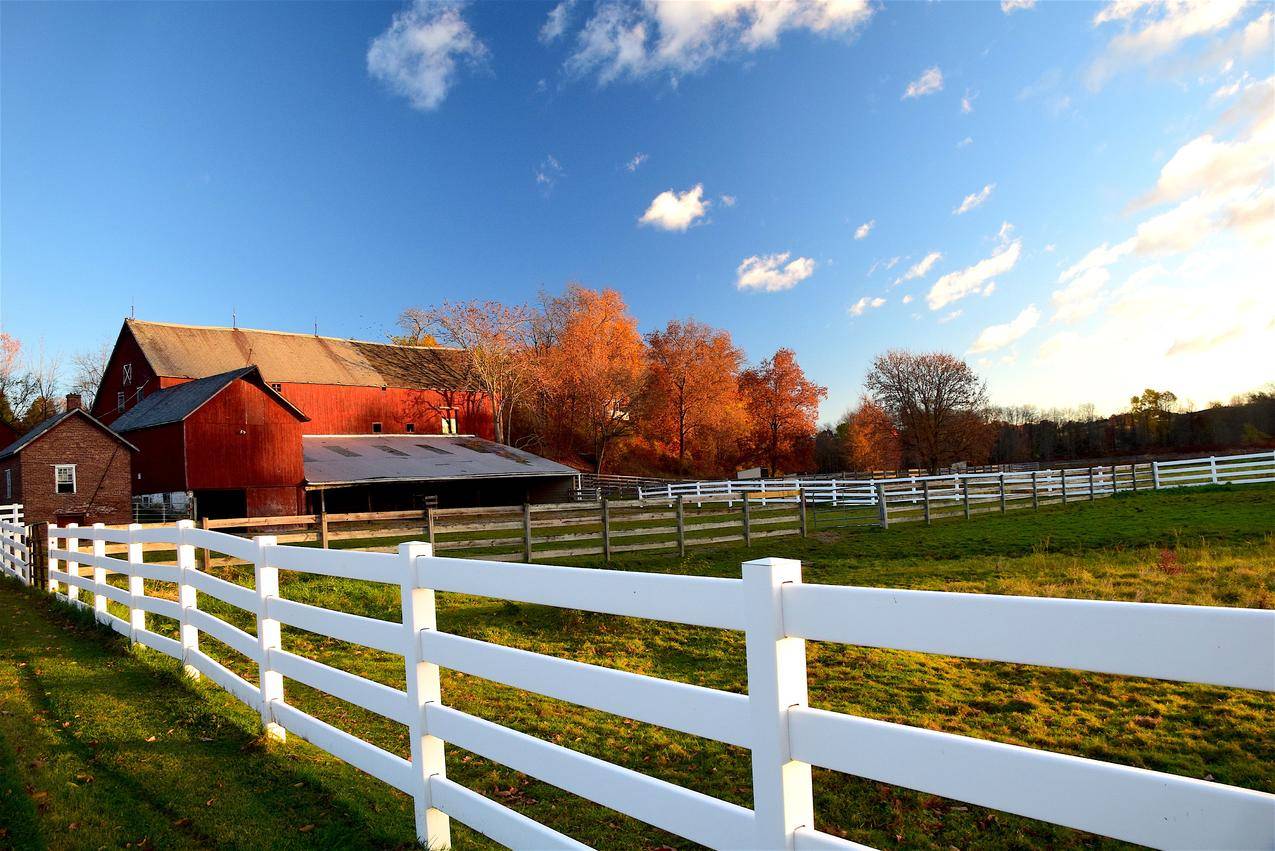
[298,824,315,833]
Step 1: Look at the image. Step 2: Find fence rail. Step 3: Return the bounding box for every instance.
[1,518,1269,850]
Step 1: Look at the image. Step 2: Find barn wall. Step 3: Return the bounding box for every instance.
[183,380,305,491]
[93,326,159,425]
[125,424,188,495]
[8,417,133,525]
[272,384,494,439]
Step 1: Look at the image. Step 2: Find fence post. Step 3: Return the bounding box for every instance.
[127,524,146,641]
[426,508,436,546]
[46,525,59,595]
[1110,465,1118,494]
[999,473,1007,514]
[65,523,81,606]
[743,557,813,850]
[1152,461,1161,490]
[319,507,330,550]
[522,503,533,563]
[1031,471,1039,510]
[1209,456,1219,484]
[197,516,211,571]
[1088,467,1095,501]
[31,522,48,591]
[798,490,807,539]
[252,534,285,742]
[962,479,971,520]
[922,480,931,526]
[91,524,108,625]
[876,483,889,529]
[676,495,686,557]
[176,520,200,680]
[742,492,752,546]
[400,542,451,850]
[1131,463,1138,493]
[601,498,611,563]
[1062,470,1069,505]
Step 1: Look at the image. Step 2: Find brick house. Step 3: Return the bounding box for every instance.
[0,395,137,526]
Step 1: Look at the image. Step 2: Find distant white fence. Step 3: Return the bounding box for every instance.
[0,520,1265,849]
[0,503,27,584]
[641,450,1275,510]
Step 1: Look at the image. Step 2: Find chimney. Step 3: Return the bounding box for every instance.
[65,393,83,412]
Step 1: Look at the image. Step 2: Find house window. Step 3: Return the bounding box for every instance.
[4,469,10,500]
[117,392,126,412]
[440,409,458,435]
[372,422,383,433]
[122,363,133,385]
[270,383,282,393]
[55,464,76,495]
[405,423,415,433]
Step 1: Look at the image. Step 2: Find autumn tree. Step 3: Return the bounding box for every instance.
[739,348,827,474]
[533,286,647,473]
[0,335,62,430]
[838,397,902,472]
[397,301,534,444]
[69,342,112,410]
[864,350,991,473]
[644,319,745,473]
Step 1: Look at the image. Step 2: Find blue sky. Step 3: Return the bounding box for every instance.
[2,0,1272,421]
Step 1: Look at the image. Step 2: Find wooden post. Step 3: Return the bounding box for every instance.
[65,523,80,606]
[127,523,145,640]
[1062,470,1069,505]
[197,516,211,571]
[1088,467,1095,501]
[922,480,931,526]
[318,491,330,549]
[876,483,889,529]
[426,508,436,546]
[1152,461,1161,490]
[999,473,1007,514]
[1111,465,1118,494]
[1031,471,1039,510]
[962,479,971,520]
[742,492,752,547]
[176,520,200,680]
[797,490,807,539]
[1131,463,1138,493]
[1209,456,1219,484]
[91,523,108,625]
[743,557,812,850]
[31,522,49,591]
[601,498,611,563]
[253,534,285,742]
[522,503,533,564]
[400,541,450,850]
[676,495,686,557]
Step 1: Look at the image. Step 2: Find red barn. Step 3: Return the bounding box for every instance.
[93,319,493,438]
[111,366,309,517]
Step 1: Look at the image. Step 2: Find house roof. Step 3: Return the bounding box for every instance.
[0,409,138,459]
[302,435,578,487]
[124,319,473,390]
[111,366,309,433]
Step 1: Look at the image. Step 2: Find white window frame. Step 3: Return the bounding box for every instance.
[55,464,76,495]
[122,362,133,385]
[440,408,458,435]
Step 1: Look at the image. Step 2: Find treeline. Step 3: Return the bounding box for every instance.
[398,285,827,476]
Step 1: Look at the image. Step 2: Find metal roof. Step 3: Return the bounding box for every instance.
[112,366,308,433]
[302,435,578,487]
[125,319,473,390]
[0,409,138,459]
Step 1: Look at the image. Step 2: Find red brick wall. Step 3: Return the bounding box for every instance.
[7,416,133,526]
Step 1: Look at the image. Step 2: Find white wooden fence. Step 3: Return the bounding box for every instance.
[0,519,1265,850]
[0,503,27,584]
[642,449,1275,508]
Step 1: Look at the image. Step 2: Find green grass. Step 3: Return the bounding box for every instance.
[2,484,1273,849]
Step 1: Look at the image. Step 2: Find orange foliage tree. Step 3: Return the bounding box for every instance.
[837,397,902,472]
[739,348,827,474]
[643,319,746,475]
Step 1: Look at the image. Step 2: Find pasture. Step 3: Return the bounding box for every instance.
[2,484,1272,849]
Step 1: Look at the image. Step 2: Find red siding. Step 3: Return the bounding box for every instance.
[183,379,306,491]
[125,424,188,495]
[93,326,159,425]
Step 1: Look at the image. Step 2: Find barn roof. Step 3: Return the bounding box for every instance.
[302,435,577,487]
[125,319,472,390]
[0,409,138,459]
[111,366,308,433]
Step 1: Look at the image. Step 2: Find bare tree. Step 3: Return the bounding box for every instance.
[0,334,63,429]
[864,350,991,474]
[69,342,112,409]
[397,301,535,445]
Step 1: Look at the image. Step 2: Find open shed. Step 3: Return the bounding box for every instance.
[302,435,579,511]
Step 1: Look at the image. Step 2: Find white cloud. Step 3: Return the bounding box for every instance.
[736,252,816,292]
[902,294,914,304]
[624,152,649,172]
[958,136,974,148]
[1088,0,1251,88]
[564,0,873,85]
[969,305,1041,353]
[535,154,564,192]
[639,184,710,231]
[367,1,489,111]
[719,194,737,207]
[1001,0,1036,13]
[540,0,578,44]
[854,219,875,240]
[849,295,886,317]
[961,88,977,113]
[1137,116,1273,209]
[954,183,996,215]
[927,237,1022,310]
[1051,267,1111,322]
[895,251,942,285]
[939,309,964,324]
[903,66,944,99]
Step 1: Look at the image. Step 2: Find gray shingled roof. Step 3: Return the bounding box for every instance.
[302,435,578,486]
[0,409,137,459]
[111,366,307,433]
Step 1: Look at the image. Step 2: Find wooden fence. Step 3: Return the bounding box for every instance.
[3,522,1269,850]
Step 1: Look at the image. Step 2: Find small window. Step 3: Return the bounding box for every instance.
[270,383,282,393]
[439,408,457,435]
[405,423,415,433]
[4,469,11,500]
[372,422,383,433]
[117,391,126,412]
[55,464,76,495]
[122,363,133,385]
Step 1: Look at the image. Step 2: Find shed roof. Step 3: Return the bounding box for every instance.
[125,319,472,390]
[0,409,138,459]
[302,435,577,487]
[111,366,308,433]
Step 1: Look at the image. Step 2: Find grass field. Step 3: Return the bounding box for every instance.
[2,484,1272,849]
